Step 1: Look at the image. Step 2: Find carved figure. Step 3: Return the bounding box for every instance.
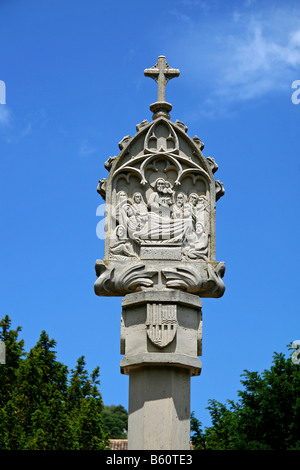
[110,225,138,259]
[188,193,199,214]
[122,204,143,241]
[131,192,148,228]
[196,195,209,233]
[172,192,185,219]
[115,190,130,227]
[183,222,209,260]
[148,178,173,218]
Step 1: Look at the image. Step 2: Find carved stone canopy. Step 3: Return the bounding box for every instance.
[95,57,225,298]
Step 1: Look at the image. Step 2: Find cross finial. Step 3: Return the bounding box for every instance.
[144,56,180,120]
[144,56,180,102]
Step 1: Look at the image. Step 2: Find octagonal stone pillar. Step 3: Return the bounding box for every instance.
[120,290,202,450]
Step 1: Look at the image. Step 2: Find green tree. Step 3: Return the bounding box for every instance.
[0,315,26,448]
[102,404,128,439]
[0,315,25,404]
[68,357,107,449]
[0,316,109,450]
[191,346,300,450]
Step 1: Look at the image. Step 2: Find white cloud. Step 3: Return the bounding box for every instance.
[171,2,300,116]
[0,106,12,127]
[0,107,48,143]
[177,0,212,10]
[79,139,97,157]
[244,0,256,7]
[217,22,300,101]
[21,122,32,137]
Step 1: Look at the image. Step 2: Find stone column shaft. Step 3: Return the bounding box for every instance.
[120,290,202,450]
[128,366,190,450]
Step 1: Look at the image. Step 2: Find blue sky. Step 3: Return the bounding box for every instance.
[0,0,299,429]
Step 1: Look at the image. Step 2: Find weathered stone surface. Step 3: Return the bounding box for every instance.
[94,113,225,297]
[121,288,203,449]
[94,258,225,297]
[127,367,191,450]
[144,55,180,104]
[94,55,226,451]
[120,290,202,376]
[120,354,201,377]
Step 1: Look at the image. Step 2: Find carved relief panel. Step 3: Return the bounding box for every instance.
[95,116,225,298]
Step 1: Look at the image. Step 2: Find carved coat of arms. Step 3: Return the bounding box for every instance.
[146,304,177,348]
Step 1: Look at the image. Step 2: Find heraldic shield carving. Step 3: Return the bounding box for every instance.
[146,303,177,348]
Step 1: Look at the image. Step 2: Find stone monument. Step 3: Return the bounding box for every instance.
[94,56,225,450]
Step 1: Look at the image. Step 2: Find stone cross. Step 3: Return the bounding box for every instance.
[94,55,225,450]
[144,55,180,102]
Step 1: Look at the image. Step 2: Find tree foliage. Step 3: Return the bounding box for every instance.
[191,347,300,450]
[102,404,128,439]
[0,315,109,450]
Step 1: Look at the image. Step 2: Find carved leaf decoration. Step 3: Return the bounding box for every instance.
[114,262,157,291]
[95,261,157,295]
[206,156,218,174]
[204,262,225,297]
[162,265,203,291]
[95,260,107,278]
[97,178,107,200]
[215,180,225,201]
[162,262,225,297]
[94,262,115,295]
